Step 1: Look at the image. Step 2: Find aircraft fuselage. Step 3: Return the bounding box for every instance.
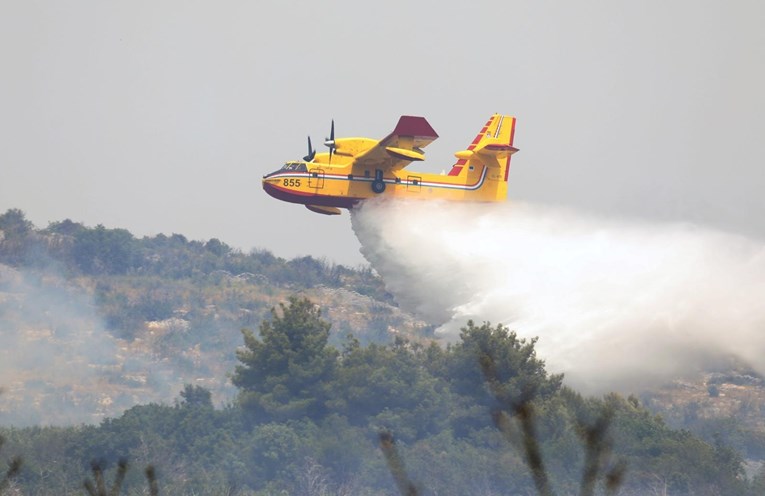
[262,115,518,215]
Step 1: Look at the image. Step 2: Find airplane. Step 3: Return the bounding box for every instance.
[262,114,518,215]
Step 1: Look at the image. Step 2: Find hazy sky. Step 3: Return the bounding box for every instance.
[1,0,763,266]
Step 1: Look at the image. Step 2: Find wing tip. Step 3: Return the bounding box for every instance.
[394,116,439,139]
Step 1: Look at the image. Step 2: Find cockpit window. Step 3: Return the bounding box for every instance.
[281,161,307,172]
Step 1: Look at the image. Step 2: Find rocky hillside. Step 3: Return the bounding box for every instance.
[1,206,763,464]
[0,209,429,425]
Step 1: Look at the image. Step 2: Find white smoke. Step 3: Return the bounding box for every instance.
[351,199,765,393]
[0,264,183,426]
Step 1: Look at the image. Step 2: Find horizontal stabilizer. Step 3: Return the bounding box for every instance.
[306,204,342,215]
[481,143,519,154]
[454,140,519,163]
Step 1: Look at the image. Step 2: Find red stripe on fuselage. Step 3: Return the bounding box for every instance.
[262,182,362,209]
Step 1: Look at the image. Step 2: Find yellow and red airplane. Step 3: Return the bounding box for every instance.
[262,114,518,215]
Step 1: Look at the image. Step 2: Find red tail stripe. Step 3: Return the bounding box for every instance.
[447,116,496,176]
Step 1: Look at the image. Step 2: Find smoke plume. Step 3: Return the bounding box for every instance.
[351,199,765,393]
[0,264,182,426]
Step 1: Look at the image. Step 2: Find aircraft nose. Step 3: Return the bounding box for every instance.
[262,179,278,199]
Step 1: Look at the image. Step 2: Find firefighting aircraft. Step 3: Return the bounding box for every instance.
[262,114,518,215]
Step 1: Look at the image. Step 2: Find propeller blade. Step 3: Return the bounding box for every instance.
[324,119,336,165]
[303,136,315,162]
[324,120,336,148]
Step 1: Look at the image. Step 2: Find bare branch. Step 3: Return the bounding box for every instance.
[0,456,22,495]
[0,430,22,496]
[145,465,159,496]
[108,458,128,496]
[379,430,418,496]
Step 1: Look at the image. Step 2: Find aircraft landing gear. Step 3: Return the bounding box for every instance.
[371,169,386,194]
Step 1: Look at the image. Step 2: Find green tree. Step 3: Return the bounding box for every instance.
[44,218,85,237]
[232,297,337,422]
[0,208,32,236]
[751,464,765,495]
[72,225,139,275]
[204,238,230,257]
[0,208,34,265]
[442,321,563,436]
[451,321,562,402]
[330,337,451,440]
[179,384,213,409]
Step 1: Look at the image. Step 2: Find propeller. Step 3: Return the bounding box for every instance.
[324,119,336,164]
[303,136,316,162]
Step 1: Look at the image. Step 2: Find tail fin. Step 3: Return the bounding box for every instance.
[448,114,518,182]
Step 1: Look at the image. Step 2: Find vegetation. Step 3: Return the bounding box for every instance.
[233,297,338,422]
[1,208,764,494]
[0,299,759,494]
[0,432,22,493]
[0,209,388,298]
[0,209,416,424]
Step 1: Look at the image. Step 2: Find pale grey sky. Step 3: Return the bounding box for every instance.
[1,0,763,266]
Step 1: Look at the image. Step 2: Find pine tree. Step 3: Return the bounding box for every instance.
[232,297,337,422]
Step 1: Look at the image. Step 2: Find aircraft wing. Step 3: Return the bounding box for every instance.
[353,116,439,171]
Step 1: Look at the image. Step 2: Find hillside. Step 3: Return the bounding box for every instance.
[2,208,765,494]
[0,209,429,425]
[1,208,763,450]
